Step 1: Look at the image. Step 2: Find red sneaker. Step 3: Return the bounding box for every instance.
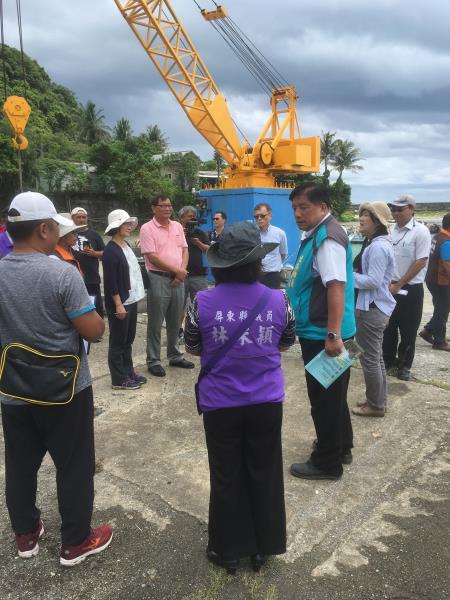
[60,524,113,567]
[16,519,45,558]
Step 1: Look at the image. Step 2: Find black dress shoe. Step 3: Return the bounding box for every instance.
[290,460,341,481]
[206,549,238,574]
[312,439,352,465]
[147,364,166,377]
[169,358,195,369]
[250,553,267,572]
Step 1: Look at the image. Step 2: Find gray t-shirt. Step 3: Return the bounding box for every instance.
[0,252,95,405]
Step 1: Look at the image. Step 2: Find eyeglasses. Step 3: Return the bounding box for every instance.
[254,214,269,220]
[391,206,408,213]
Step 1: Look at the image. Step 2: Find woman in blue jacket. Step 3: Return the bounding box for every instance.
[352,202,395,417]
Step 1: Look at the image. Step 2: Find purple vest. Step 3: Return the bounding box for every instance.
[0,232,13,258]
[197,281,286,412]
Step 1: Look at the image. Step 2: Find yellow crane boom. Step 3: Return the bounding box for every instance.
[113,0,320,188]
[113,0,242,167]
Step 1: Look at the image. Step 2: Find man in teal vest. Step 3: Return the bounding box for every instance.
[287,183,356,480]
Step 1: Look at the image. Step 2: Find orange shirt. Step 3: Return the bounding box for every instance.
[54,244,83,275]
[139,218,187,272]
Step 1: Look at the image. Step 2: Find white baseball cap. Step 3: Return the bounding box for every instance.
[70,206,88,216]
[8,192,72,226]
[389,194,416,208]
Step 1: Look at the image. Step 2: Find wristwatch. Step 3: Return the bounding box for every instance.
[327,332,341,341]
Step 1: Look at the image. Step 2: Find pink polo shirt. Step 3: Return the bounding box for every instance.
[139,218,187,272]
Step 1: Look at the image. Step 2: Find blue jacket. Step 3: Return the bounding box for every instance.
[287,215,356,340]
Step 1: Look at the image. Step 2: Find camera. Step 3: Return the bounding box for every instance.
[185,218,206,239]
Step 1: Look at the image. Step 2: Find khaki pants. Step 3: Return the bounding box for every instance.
[146,272,185,366]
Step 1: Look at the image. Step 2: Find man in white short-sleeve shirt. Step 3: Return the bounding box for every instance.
[382,194,431,381]
[253,202,288,288]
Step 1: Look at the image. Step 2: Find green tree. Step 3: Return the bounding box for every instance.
[79,101,110,146]
[144,124,169,153]
[113,118,133,141]
[320,131,337,181]
[330,178,352,218]
[330,139,363,181]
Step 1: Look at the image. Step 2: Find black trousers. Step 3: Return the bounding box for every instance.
[203,402,286,560]
[424,282,450,344]
[85,283,104,319]
[107,302,138,386]
[1,387,95,545]
[382,283,424,369]
[300,338,353,477]
[260,271,282,289]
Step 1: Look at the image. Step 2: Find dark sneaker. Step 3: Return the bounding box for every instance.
[60,525,113,567]
[397,368,411,381]
[131,372,147,385]
[111,378,141,390]
[290,460,341,481]
[148,364,166,377]
[169,358,195,369]
[16,519,45,558]
[418,329,434,345]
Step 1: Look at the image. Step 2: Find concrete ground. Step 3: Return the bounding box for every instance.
[0,290,449,600]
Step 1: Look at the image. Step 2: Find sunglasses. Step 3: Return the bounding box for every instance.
[254,214,269,220]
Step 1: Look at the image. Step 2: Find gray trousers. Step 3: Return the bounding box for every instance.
[146,272,185,366]
[356,306,390,410]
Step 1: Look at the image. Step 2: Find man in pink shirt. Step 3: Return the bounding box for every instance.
[140,195,194,376]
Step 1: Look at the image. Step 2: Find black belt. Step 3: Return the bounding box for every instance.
[149,270,172,278]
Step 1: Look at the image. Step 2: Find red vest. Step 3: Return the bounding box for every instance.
[426,230,450,286]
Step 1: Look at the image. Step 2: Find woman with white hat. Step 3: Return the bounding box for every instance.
[103,209,146,390]
[352,202,395,417]
[53,213,86,274]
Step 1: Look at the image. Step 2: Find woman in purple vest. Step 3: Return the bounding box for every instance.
[185,221,296,574]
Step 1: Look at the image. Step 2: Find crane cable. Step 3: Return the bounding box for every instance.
[0,0,7,101]
[0,0,28,191]
[203,1,290,97]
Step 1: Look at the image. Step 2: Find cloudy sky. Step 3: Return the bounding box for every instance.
[3,0,450,203]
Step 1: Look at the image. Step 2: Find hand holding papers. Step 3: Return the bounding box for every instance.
[305,340,362,389]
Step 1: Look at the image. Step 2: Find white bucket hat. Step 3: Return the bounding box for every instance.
[105,209,138,234]
[57,213,87,239]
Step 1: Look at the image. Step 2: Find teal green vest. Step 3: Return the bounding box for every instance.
[287,216,356,340]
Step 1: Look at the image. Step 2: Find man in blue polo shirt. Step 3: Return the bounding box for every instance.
[286,183,355,480]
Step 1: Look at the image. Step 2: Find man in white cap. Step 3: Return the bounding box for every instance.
[71,207,105,319]
[0,192,112,566]
[382,194,431,380]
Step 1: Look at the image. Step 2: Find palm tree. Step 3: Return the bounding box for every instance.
[113,118,133,141]
[213,149,225,181]
[330,139,364,181]
[145,124,169,152]
[320,131,337,179]
[79,101,110,145]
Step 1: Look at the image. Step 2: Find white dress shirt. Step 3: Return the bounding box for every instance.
[391,218,431,284]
